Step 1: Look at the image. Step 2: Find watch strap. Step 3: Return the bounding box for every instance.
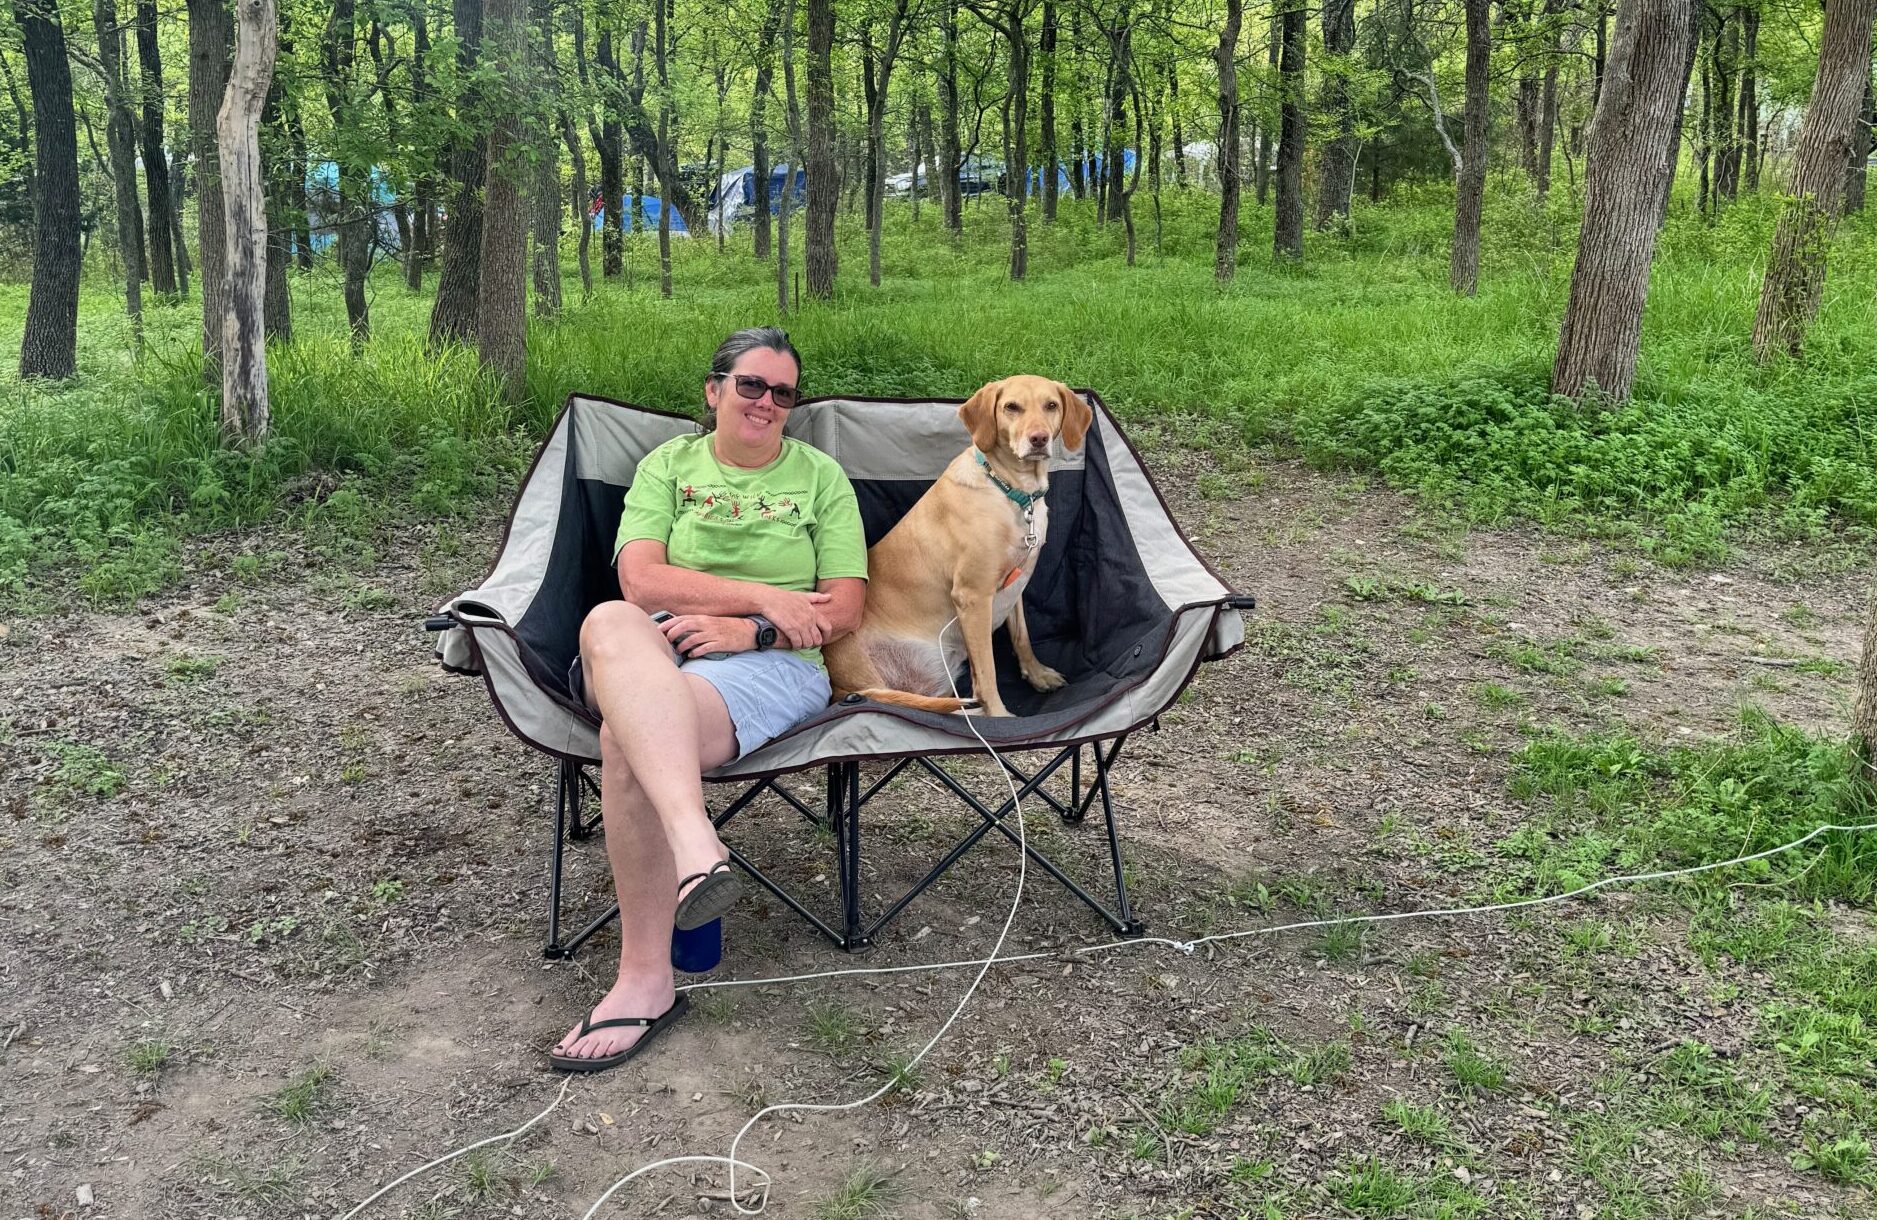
[748,613,778,650]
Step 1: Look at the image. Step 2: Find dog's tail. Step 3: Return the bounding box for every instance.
[850,688,981,714]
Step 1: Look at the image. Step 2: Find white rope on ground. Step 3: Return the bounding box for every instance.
[336,1077,572,1220]
[346,601,1877,1216]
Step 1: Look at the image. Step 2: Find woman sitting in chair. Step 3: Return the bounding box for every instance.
[552,328,868,1073]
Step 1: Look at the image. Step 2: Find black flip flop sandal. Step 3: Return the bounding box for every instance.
[674,859,742,930]
[548,994,691,1074]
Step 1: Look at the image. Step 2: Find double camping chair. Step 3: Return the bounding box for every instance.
[430,392,1252,957]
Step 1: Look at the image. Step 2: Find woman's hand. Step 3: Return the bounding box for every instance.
[659,614,758,658]
[758,589,834,649]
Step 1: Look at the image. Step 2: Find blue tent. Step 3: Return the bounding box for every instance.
[707,163,808,234]
[1028,150,1138,194]
[591,194,690,235]
[304,161,403,251]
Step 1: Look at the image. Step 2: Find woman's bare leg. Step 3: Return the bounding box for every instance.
[553,603,738,1060]
[579,602,739,883]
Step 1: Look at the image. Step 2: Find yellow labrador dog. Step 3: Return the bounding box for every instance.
[824,376,1093,716]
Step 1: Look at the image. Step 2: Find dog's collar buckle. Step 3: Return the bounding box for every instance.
[974,449,1046,512]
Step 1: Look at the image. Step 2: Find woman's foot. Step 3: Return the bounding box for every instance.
[552,970,680,1064]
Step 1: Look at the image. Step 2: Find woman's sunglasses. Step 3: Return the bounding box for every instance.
[711,372,800,410]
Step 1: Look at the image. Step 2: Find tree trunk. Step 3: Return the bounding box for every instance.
[1552,0,1698,400]
[429,0,486,347]
[136,0,179,296]
[939,0,961,230]
[861,3,909,288]
[409,4,432,289]
[805,0,837,296]
[1712,9,1739,203]
[170,149,194,289]
[189,0,232,375]
[595,23,625,271]
[1272,0,1305,259]
[367,18,410,278]
[95,0,145,344]
[1846,76,1873,213]
[13,0,81,379]
[1254,12,1277,207]
[283,90,309,270]
[218,0,275,444]
[1170,59,1185,187]
[1657,0,1700,227]
[1738,6,1759,195]
[563,109,592,296]
[530,0,562,317]
[752,0,786,259]
[1450,0,1490,295]
[1004,3,1031,280]
[1041,1,1058,221]
[1214,0,1242,280]
[478,0,527,399]
[1536,0,1562,203]
[1750,0,1876,362]
[653,0,672,298]
[322,0,369,343]
[1314,0,1356,230]
[1856,588,1877,793]
[261,54,291,341]
[778,0,801,309]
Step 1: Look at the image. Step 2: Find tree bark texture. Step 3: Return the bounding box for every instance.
[136,0,179,295]
[939,0,962,231]
[1552,0,1697,401]
[1738,7,1759,193]
[478,0,527,398]
[429,0,486,347]
[1213,0,1242,279]
[1658,0,1700,227]
[1254,13,1276,206]
[1856,588,1877,793]
[1847,76,1874,213]
[1750,0,1876,362]
[1314,0,1356,230]
[322,0,369,342]
[189,0,232,373]
[94,0,145,343]
[805,0,837,296]
[1272,0,1305,259]
[594,24,623,275]
[409,5,433,289]
[1450,0,1490,295]
[751,0,786,259]
[218,0,276,444]
[1040,1,1058,221]
[530,0,562,317]
[261,54,292,340]
[13,0,81,379]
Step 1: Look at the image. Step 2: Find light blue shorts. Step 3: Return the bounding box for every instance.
[679,648,832,759]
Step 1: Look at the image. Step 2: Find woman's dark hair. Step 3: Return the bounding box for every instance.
[699,327,802,433]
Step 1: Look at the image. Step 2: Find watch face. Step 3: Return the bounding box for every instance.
[756,624,777,648]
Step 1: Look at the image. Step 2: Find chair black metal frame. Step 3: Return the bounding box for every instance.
[541,733,1144,959]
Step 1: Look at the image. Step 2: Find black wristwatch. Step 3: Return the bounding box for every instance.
[748,614,778,651]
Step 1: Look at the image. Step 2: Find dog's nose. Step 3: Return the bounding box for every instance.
[1027,433,1051,451]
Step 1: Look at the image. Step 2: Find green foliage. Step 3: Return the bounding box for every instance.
[1505,708,1874,902]
[4,191,1875,606]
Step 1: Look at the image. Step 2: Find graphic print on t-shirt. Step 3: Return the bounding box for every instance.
[677,483,807,524]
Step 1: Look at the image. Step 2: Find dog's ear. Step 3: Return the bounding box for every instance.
[958,380,1003,454]
[1057,383,1093,452]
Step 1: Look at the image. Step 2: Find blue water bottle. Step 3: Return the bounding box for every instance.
[671,918,723,973]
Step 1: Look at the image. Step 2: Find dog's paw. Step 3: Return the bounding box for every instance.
[1023,664,1066,692]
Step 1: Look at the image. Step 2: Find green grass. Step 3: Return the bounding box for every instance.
[262,1063,336,1128]
[1501,707,1876,903]
[815,1160,898,1220]
[1443,1030,1508,1092]
[5,185,1875,606]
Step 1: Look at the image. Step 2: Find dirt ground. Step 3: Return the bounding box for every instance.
[2,444,1871,1220]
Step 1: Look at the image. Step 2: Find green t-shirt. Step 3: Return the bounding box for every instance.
[614,433,868,666]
